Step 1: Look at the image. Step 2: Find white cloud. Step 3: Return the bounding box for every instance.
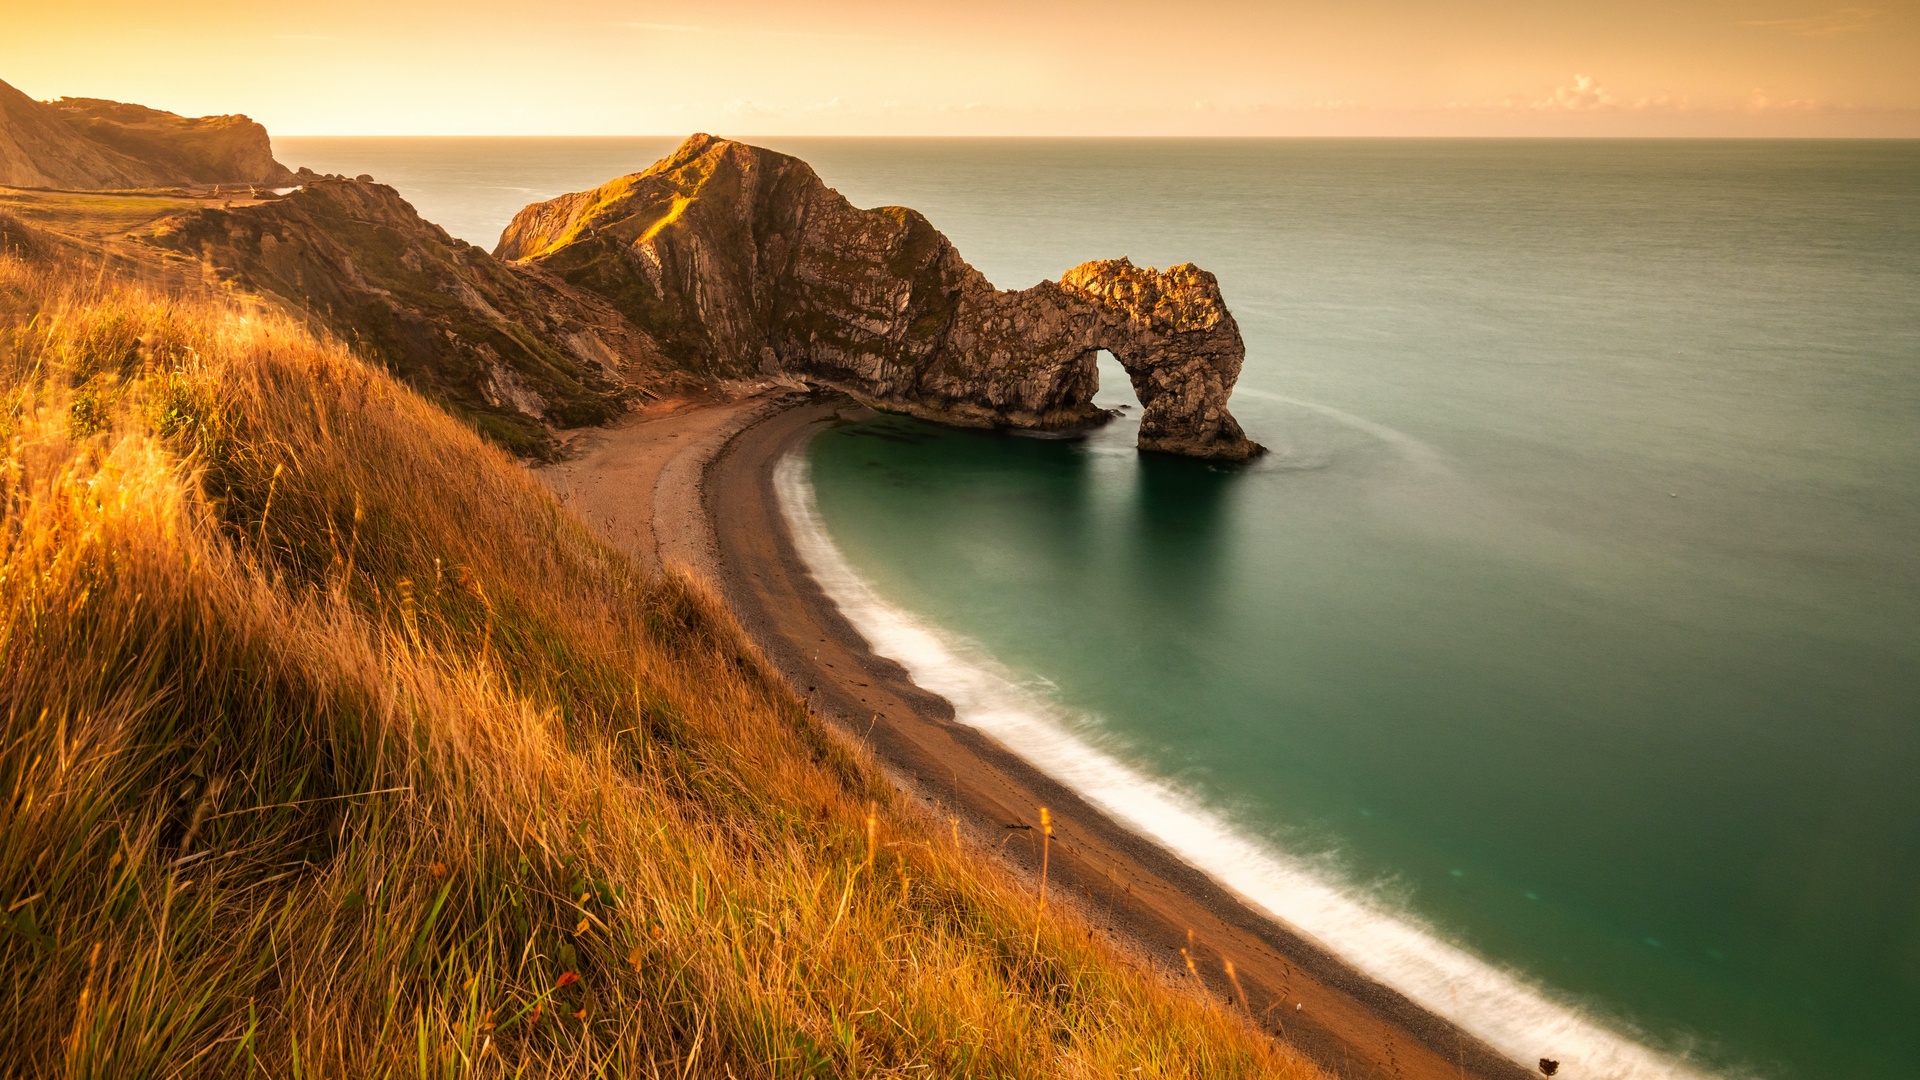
[1441,77,1690,113]
[1536,74,1613,111]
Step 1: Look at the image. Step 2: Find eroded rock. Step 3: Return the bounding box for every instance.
[140,180,663,458]
[497,134,1262,460]
[1061,259,1254,459]
[48,96,295,188]
[0,78,295,190]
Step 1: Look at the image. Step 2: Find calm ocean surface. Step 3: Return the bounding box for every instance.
[276,137,1920,1080]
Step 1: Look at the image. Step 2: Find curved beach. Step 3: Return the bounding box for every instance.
[548,388,1537,1080]
[713,396,1548,1080]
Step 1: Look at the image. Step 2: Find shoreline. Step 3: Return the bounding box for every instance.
[561,390,1535,1080]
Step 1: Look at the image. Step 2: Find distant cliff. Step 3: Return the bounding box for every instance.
[0,78,293,190]
[498,134,1260,460]
[138,181,658,456]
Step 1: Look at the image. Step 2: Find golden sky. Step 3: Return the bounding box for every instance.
[4,0,1917,135]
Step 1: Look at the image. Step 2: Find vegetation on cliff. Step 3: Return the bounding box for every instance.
[0,234,1313,1076]
[498,135,1260,459]
[0,78,292,190]
[138,180,662,457]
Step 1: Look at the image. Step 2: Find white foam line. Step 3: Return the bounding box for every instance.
[775,451,1728,1080]
[1234,387,1455,477]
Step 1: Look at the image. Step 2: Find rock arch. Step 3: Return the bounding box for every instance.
[498,134,1263,461]
[1061,259,1259,460]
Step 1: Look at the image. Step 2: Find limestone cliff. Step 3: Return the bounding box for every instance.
[497,134,1260,460]
[139,181,660,457]
[0,78,293,190]
[48,97,295,187]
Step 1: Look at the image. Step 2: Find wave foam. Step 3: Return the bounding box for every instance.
[1233,387,1457,477]
[776,451,1724,1080]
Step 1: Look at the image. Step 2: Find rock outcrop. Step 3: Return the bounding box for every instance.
[0,78,294,190]
[1059,260,1254,458]
[497,134,1260,460]
[47,96,295,187]
[139,181,662,457]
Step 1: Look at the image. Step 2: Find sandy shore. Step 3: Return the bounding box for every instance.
[552,391,1534,1080]
[540,389,798,575]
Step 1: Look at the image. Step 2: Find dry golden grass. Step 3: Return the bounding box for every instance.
[0,247,1322,1079]
[0,187,233,242]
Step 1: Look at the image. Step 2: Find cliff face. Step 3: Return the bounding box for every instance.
[0,78,293,190]
[49,97,295,187]
[0,79,155,189]
[498,134,1260,460]
[140,181,659,457]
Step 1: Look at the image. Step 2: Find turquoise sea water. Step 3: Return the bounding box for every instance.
[276,137,1920,1079]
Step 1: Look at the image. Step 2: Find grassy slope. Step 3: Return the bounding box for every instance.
[0,187,216,243]
[137,182,645,459]
[0,244,1318,1077]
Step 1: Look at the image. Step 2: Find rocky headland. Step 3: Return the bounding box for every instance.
[134,180,665,456]
[0,78,294,190]
[4,96,1261,461]
[498,134,1261,460]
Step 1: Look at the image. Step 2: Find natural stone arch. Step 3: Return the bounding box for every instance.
[498,134,1263,461]
[1060,259,1258,460]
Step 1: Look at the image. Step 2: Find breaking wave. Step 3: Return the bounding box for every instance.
[776,450,1725,1080]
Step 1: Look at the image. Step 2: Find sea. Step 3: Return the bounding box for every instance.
[276,136,1920,1080]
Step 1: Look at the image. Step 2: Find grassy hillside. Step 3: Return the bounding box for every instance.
[0,238,1316,1077]
[137,181,664,459]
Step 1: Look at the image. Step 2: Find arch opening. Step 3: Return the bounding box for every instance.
[1090,348,1141,418]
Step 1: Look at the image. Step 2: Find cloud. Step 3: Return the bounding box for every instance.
[1441,77,1690,113]
[1746,88,1852,112]
[1740,6,1879,37]
[1536,74,1614,110]
[1530,76,1693,112]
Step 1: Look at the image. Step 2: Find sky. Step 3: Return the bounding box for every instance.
[3,0,1917,136]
